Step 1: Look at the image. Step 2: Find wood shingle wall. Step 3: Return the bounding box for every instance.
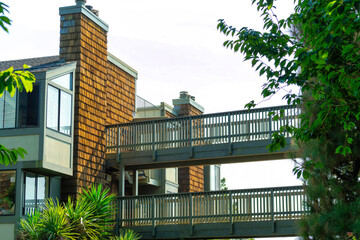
[176,101,205,193]
[59,9,135,199]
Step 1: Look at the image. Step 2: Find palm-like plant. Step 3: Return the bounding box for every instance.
[79,184,116,237]
[110,229,141,240]
[40,199,78,240]
[18,184,117,240]
[18,199,78,240]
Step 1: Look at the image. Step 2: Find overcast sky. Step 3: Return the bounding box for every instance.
[1,2,302,235]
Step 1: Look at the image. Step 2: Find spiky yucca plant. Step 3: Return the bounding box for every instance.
[18,199,77,240]
[110,229,141,240]
[18,184,116,240]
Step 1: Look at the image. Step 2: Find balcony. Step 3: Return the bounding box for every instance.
[106,105,299,169]
[115,185,306,239]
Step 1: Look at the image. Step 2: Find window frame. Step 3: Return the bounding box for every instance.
[0,84,40,130]
[23,172,49,215]
[46,73,74,136]
[0,170,17,216]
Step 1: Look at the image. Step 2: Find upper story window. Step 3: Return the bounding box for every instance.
[46,73,73,135]
[0,86,39,129]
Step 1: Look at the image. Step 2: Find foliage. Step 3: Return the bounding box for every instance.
[218,0,360,238]
[220,177,228,190]
[18,184,120,240]
[109,229,141,240]
[0,2,11,33]
[0,2,36,166]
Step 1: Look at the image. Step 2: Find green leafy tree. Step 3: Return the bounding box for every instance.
[218,0,360,238]
[0,2,35,165]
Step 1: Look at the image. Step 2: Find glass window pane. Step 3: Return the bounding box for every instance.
[24,173,36,215]
[51,73,73,90]
[60,91,72,135]
[18,85,39,127]
[47,85,59,131]
[0,171,16,215]
[4,91,16,128]
[36,176,48,210]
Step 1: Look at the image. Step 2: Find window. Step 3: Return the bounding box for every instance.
[0,170,16,215]
[18,85,40,127]
[47,73,73,135]
[51,73,73,91]
[24,172,49,215]
[0,91,16,129]
[0,86,39,129]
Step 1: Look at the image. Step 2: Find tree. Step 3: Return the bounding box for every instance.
[0,2,35,165]
[218,0,360,238]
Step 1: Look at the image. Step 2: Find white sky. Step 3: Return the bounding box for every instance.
[1,1,302,238]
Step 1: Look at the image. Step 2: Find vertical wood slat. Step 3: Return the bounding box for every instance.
[117,186,305,228]
[106,105,299,153]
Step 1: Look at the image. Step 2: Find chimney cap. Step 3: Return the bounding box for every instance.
[76,0,86,6]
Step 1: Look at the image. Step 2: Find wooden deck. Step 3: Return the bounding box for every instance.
[106,105,299,169]
[115,186,306,239]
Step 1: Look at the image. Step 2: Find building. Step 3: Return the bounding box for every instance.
[0,1,218,239]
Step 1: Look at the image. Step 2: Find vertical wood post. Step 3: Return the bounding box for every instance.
[152,196,156,237]
[228,112,232,154]
[229,192,233,234]
[269,108,272,140]
[189,194,194,235]
[271,189,275,233]
[189,117,193,158]
[152,121,156,160]
[132,170,138,196]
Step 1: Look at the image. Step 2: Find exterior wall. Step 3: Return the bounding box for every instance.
[59,6,136,199]
[106,61,135,125]
[59,10,108,198]
[0,224,15,240]
[174,94,205,193]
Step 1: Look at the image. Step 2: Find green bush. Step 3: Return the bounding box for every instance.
[17,184,140,240]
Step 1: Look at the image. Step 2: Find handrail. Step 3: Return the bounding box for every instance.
[116,186,306,228]
[106,105,300,154]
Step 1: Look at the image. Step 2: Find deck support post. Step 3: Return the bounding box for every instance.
[228,113,232,154]
[271,189,275,233]
[189,117,193,158]
[152,196,156,237]
[189,194,194,235]
[229,192,233,234]
[152,121,157,160]
[132,170,138,196]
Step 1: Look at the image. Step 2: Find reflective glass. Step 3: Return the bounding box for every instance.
[0,171,16,215]
[60,91,72,135]
[47,85,59,131]
[18,85,39,127]
[51,73,72,90]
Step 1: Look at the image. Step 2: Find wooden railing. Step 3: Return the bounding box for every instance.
[116,186,306,229]
[106,105,299,153]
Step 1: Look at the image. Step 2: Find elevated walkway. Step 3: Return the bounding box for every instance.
[106,105,299,170]
[115,186,306,239]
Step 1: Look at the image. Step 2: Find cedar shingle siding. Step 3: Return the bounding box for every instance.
[177,104,205,193]
[59,12,135,199]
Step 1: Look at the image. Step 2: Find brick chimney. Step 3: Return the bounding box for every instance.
[173,91,205,193]
[59,1,109,199]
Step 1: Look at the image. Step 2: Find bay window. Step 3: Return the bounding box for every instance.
[46,73,73,135]
[0,86,39,129]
